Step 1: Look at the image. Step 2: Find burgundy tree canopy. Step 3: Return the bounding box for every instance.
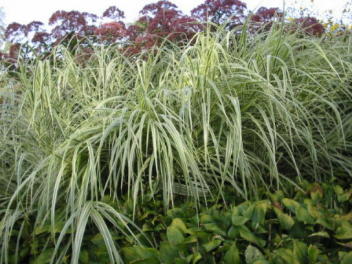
[2,0,325,62]
[191,0,247,26]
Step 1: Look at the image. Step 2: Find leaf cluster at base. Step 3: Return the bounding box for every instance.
[4,180,352,264]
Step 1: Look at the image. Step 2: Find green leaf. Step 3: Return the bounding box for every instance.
[334,185,344,195]
[245,245,264,264]
[270,191,284,203]
[309,231,330,238]
[79,250,89,264]
[316,217,335,230]
[310,184,323,201]
[251,201,270,228]
[170,218,190,234]
[236,201,253,217]
[183,235,198,244]
[334,186,352,202]
[293,240,308,263]
[174,259,188,264]
[91,233,106,246]
[228,226,240,239]
[282,198,300,213]
[243,204,255,219]
[335,222,352,240]
[224,243,240,264]
[167,226,185,245]
[34,221,65,235]
[273,208,295,230]
[296,207,314,224]
[160,243,179,264]
[252,261,269,264]
[203,223,227,236]
[232,215,249,226]
[203,239,222,252]
[32,249,54,264]
[273,248,300,264]
[306,201,321,219]
[122,247,159,264]
[307,245,320,263]
[188,252,202,264]
[341,251,352,264]
[282,199,315,224]
[239,226,266,247]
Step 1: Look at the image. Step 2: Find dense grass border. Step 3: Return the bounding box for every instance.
[1,26,352,263]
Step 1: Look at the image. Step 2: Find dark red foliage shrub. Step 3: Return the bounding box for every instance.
[293,17,325,36]
[126,24,145,43]
[95,22,126,43]
[74,47,94,65]
[126,1,202,53]
[1,1,330,65]
[135,33,158,49]
[139,0,182,38]
[9,44,20,58]
[251,7,282,23]
[32,32,50,43]
[102,6,125,20]
[139,1,178,16]
[191,0,247,28]
[5,23,26,42]
[0,44,20,65]
[49,10,98,40]
[250,7,283,32]
[25,21,45,35]
[170,16,203,39]
[6,21,48,44]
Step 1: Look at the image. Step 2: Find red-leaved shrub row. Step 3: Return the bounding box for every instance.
[0,0,325,62]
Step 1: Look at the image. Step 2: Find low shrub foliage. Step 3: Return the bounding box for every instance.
[3,180,352,263]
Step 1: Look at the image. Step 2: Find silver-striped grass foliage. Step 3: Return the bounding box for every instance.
[1,25,352,263]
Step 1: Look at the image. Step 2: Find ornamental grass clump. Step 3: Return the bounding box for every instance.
[0,26,351,263]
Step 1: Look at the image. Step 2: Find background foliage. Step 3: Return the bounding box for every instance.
[0,0,328,62]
